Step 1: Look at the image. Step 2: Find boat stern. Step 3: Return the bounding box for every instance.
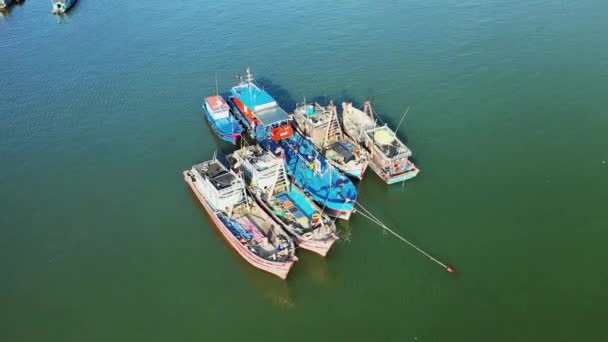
[386,167,420,184]
[298,235,338,257]
[323,206,353,220]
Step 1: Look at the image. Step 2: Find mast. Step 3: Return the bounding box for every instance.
[363,101,375,122]
[246,67,254,86]
[246,67,255,104]
[215,72,220,98]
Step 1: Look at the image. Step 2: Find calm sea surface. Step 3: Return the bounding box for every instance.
[2,1,607,341]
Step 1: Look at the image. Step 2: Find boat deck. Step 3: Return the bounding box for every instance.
[257,106,291,126]
[367,126,411,159]
[197,162,237,190]
[230,84,276,110]
[205,95,230,112]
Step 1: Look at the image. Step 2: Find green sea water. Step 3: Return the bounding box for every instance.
[2,1,607,341]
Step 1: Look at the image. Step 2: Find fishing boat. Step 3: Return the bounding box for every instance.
[230,145,338,256]
[342,101,419,184]
[228,68,294,141]
[183,156,297,279]
[228,68,357,219]
[202,95,243,145]
[293,101,369,180]
[52,0,76,14]
[0,0,12,9]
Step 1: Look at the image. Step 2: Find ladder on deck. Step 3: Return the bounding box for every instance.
[322,101,344,148]
[268,158,289,197]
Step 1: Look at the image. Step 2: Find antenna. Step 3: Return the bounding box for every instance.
[215,72,219,97]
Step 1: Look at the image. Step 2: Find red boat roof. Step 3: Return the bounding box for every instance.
[205,96,230,112]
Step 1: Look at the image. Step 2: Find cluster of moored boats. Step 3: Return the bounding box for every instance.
[0,0,76,14]
[184,68,419,279]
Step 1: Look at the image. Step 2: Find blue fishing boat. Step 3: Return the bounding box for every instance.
[202,95,243,145]
[52,0,76,14]
[227,68,357,219]
[258,128,357,219]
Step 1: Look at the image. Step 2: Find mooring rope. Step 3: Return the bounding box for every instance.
[354,201,456,273]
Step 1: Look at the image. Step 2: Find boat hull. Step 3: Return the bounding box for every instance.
[204,117,241,145]
[332,160,368,180]
[297,237,338,257]
[183,171,294,279]
[368,162,420,184]
[323,206,353,220]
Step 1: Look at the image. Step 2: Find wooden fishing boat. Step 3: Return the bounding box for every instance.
[293,101,369,180]
[230,145,338,256]
[183,156,297,279]
[342,101,419,184]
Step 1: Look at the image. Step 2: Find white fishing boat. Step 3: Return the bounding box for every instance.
[342,101,419,184]
[183,156,297,279]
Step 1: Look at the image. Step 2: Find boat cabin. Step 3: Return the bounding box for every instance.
[229,69,293,141]
[233,146,289,193]
[191,160,246,211]
[256,106,294,141]
[293,103,335,144]
[204,96,231,120]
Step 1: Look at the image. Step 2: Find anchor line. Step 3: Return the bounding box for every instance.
[354,201,456,273]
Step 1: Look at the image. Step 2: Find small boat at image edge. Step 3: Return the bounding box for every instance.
[0,0,13,10]
[52,0,76,14]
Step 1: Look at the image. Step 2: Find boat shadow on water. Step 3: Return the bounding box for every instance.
[256,77,297,112]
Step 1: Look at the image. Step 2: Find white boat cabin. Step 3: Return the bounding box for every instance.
[191,159,246,211]
[232,146,289,196]
[204,96,231,120]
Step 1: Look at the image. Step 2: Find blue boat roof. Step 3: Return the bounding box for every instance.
[257,106,290,126]
[230,83,276,111]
